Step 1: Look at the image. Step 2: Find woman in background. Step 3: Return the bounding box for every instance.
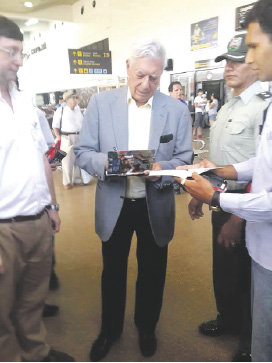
[207,93,218,127]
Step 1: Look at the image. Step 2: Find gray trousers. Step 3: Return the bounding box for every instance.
[251,259,272,362]
[0,212,52,361]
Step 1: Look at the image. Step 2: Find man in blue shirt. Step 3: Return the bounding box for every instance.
[168,81,187,105]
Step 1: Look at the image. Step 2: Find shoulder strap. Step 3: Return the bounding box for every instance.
[59,106,64,133]
[256,91,272,100]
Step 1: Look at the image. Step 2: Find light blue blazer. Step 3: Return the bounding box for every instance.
[74,87,192,247]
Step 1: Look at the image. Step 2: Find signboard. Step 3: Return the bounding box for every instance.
[80,38,109,52]
[191,17,218,51]
[195,59,222,69]
[195,60,212,69]
[235,2,256,31]
[24,42,47,60]
[68,49,112,75]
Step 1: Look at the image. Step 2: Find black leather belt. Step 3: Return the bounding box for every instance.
[122,197,145,202]
[61,131,80,135]
[0,209,46,223]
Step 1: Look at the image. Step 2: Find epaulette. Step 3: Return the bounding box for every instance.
[256,91,272,100]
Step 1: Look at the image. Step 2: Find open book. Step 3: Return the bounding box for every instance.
[106,150,155,176]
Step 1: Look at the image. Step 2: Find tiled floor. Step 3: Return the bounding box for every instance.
[44,161,239,362]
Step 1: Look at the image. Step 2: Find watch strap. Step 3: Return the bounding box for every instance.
[209,191,221,212]
[46,204,59,211]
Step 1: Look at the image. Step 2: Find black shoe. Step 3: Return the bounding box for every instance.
[49,271,60,290]
[90,333,118,361]
[138,332,157,357]
[42,349,75,361]
[232,351,252,362]
[42,304,59,318]
[198,318,239,337]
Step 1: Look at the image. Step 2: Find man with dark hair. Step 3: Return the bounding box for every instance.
[0,16,74,362]
[168,81,187,104]
[180,1,272,360]
[191,33,271,362]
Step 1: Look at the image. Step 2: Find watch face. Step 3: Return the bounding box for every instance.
[51,204,59,211]
[209,205,220,212]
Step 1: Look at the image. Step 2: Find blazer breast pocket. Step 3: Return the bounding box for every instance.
[160,134,173,143]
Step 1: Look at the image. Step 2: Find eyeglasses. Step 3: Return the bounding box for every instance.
[0,46,23,60]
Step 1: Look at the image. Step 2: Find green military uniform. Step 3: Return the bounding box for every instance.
[210,81,271,190]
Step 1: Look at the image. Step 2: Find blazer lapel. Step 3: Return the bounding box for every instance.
[148,91,167,154]
[110,87,128,151]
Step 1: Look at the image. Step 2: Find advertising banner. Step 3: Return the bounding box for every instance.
[191,17,218,51]
[235,2,256,31]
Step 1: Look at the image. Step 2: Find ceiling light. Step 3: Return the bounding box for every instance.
[24,1,33,7]
[25,18,39,26]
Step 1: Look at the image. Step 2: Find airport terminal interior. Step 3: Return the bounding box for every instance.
[1,0,272,361]
[43,165,240,362]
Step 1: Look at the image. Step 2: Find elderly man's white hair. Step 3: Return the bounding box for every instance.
[128,38,167,69]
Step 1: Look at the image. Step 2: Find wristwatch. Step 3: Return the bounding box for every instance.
[209,191,221,212]
[46,204,60,211]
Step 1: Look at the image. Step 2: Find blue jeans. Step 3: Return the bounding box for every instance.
[251,260,272,361]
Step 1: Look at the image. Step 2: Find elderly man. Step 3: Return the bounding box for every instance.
[181,1,272,360]
[52,90,83,189]
[0,16,73,362]
[190,33,271,362]
[74,39,192,361]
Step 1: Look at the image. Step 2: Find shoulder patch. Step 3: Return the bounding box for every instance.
[256,91,272,100]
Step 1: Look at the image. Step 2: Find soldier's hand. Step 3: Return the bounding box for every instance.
[218,215,244,248]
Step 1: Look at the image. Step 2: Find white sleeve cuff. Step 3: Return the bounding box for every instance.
[233,157,255,182]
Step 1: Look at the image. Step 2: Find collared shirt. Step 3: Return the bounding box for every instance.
[0,85,51,218]
[52,105,83,133]
[126,89,153,199]
[210,81,270,190]
[36,108,54,146]
[220,103,272,270]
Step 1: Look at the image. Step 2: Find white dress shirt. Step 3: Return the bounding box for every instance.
[0,85,51,218]
[52,105,83,133]
[36,108,54,146]
[126,89,153,199]
[220,103,272,270]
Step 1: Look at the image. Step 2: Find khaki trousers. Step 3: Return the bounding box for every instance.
[0,212,52,362]
[61,134,82,186]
